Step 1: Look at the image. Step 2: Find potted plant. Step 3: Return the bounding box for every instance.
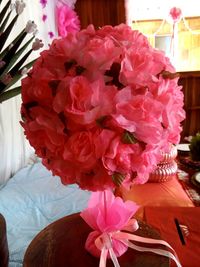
[189,132,200,162]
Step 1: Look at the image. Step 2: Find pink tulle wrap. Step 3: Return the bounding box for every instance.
[81,190,182,267]
[81,190,139,257]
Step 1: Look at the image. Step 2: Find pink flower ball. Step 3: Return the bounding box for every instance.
[21,24,185,191]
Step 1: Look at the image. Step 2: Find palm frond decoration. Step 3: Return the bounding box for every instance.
[0,0,43,103]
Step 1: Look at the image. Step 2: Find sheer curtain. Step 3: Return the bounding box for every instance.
[0,0,57,186]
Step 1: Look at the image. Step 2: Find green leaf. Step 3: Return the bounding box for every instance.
[0,10,11,32]
[0,29,25,58]
[112,172,125,187]
[0,31,27,75]
[189,132,200,161]
[0,86,21,103]
[9,49,32,77]
[122,131,138,144]
[0,36,34,77]
[3,58,36,90]
[21,58,37,71]
[0,0,11,26]
[0,14,18,52]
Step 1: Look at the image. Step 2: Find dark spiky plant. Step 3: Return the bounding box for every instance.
[189,132,200,161]
[0,0,43,103]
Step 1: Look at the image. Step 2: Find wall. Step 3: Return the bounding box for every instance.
[178,72,200,140]
[75,0,125,29]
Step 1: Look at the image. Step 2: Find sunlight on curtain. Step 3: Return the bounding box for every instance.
[22,0,57,49]
[125,0,200,22]
[0,0,57,186]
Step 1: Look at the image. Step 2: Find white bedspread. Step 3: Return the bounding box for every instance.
[0,163,91,267]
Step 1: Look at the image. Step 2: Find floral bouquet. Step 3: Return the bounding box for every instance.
[21,23,185,192]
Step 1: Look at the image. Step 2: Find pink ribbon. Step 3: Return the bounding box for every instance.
[81,190,182,267]
[94,223,182,267]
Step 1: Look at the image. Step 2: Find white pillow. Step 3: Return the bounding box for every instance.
[0,162,90,267]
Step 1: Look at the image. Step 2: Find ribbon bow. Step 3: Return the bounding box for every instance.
[95,226,182,267]
[81,190,182,267]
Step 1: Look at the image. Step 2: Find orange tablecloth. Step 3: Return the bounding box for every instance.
[144,207,200,267]
[119,176,194,219]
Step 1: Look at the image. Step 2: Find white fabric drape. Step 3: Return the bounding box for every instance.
[24,0,57,49]
[0,0,58,186]
[56,0,77,9]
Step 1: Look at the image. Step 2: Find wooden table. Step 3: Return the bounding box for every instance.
[23,213,169,267]
[177,151,200,206]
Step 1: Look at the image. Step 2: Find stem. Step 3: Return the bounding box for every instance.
[103,190,107,223]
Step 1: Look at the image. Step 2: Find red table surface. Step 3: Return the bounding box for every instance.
[144,206,200,267]
[176,154,200,206]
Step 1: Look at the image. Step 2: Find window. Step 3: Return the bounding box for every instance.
[155,35,172,57]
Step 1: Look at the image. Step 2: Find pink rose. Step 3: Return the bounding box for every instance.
[130,144,162,184]
[102,136,135,174]
[120,47,167,87]
[46,158,114,191]
[63,131,97,170]
[76,37,121,73]
[21,68,54,106]
[60,129,117,190]
[42,157,77,185]
[98,24,149,49]
[113,91,164,144]
[53,76,101,126]
[77,164,114,191]
[63,129,116,170]
[21,106,65,158]
[155,78,185,144]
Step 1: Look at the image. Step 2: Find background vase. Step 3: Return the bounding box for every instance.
[148,145,178,183]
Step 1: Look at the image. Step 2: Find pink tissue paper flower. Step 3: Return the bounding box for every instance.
[56,3,80,37]
[169,7,182,23]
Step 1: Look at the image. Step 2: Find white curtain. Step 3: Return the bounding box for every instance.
[0,0,58,186]
[56,0,77,8]
[24,0,57,49]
